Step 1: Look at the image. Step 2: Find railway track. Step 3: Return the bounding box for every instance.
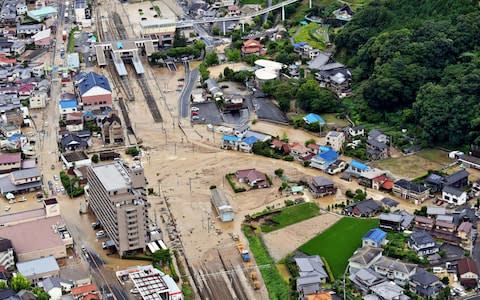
[136,74,163,122]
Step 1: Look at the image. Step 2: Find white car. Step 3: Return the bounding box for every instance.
[191,107,199,112]
[54,175,59,181]
[96,230,106,238]
[130,289,139,294]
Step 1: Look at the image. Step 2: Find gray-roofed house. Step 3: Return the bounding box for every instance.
[409,269,443,298]
[443,169,469,189]
[426,206,446,216]
[16,289,36,300]
[308,176,337,198]
[423,173,444,193]
[368,129,388,144]
[442,185,468,206]
[42,277,62,300]
[0,288,17,300]
[205,79,223,99]
[60,264,91,287]
[347,125,365,137]
[294,253,329,296]
[369,281,406,300]
[379,211,414,231]
[408,231,438,257]
[344,199,382,217]
[16,256,60,283]
[349,268,386,294]
[60,134,88,151]
[393,179,429,204]
[307,52,331,70]
[367,139,390,160]
[0,167,42,194]
[373,256,417,285]
[348,246,383,274]
[210,188,233,222]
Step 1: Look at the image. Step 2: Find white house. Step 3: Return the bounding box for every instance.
[326,131,345,152]
[60,151,91,169]
[16,4,28,15]
[442,185,467,206]
[29,90,48,109]
[42,277,62,300]
[348,125,365,137]
[374,256,417,285]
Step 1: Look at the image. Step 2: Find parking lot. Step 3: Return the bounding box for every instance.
[252,97,289,124]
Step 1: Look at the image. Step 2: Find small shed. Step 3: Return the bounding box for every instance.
[210,188,234,222]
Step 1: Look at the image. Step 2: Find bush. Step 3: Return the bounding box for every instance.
[209,185,216,189]
[283,155,294,161]
[274,168,284,177]
[91,154,99,163]
[285,199,294,206]
[126,147,140,157]
[303,161,311,167]
[148,188,154,195]
[225,174,246,193]
[345,189,355,198]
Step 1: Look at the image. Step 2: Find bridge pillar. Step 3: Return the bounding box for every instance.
[309,0,312,9]
[241,22,245,33]
[223,21,226,35]
[282,6,285,21]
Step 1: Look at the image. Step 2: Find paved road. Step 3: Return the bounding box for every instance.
[179,68,199,118]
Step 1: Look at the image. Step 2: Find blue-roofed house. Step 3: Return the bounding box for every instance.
[362,228,387,248]
[16,256,59,283]
[238,136,258,153]
[310,149,339,171]
[59,99,78,117]
[222,135,239,150]
[348,160,370,176]
[76,72,112,110]
[303,113,325,125]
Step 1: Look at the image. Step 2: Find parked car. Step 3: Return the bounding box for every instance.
[191,116,200,121]
[191,106,199,112]
[191,111,199,116]
[130,289,139,294]
[96,230,106,238]
[91,221,101,229]
[53,175,59,181]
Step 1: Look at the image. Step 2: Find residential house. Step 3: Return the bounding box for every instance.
[0,238,14,270]
[290,142,310,160]
[414,216,434,231]
[60,134,88,151]
[294,253,329,297]
[61,151,91,170]
[458,154,480,170]
[234,124,249,138]
[362,228,387,248]
[426,206,446,217]
[424,173,444,193]
[0,288,17,299]
[457,258,479,289]
[457,222,473,250]
[325,131,345,152]
[235,169,269,188]
[77,72,112,110]
[408,231,438,257]
[434,220,456,233]
[100,112,123,144]
[357,169,387,189]
[442,185,467,206]
[348,268,386,295]
[310,149,339,172]
[59,99,78,118]
[4,109,24,127]
[293,42,320,59]
[59,264,91,287]
[16,256,60,283]
[409,270,442,298]
[367,139,390,160]
[42,277,62,300]
[307,143,320,154]
[379,211,414,231]
[348,160,370,176]
[65,112,84,132]
[70,284,99,300]
[0,167,42,194]
[369,281,406,300]
[222,135,238,150]
[29,90,48,109]
[0,152,21,173]
[227,5,240,16]
[0,124,21,138]
[303,113,325,125]
[371,175,394,191]
[314,63,352,96]
[347,125,365,138]
[373,256,417,285]
[238,136,257,153]
[17,289,37,300]
[270,139,290,155]
[241,39,264,55]
[344,199,381,217]
[368,129,388,144]
[348,246,383,274]
[393,179,429,204]
[326,159,347,175]
[308,176,336,198]
[443,169,469,189]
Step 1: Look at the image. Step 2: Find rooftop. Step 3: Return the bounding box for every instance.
[62,151,89,162]
[0,215,65,258]
[363,228,386,244]
[90,162,133,192]
[17,256,59,277]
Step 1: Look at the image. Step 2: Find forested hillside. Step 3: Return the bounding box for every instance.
[334,0,480,147]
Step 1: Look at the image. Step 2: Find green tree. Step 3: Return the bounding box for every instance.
[305,139,316,146]
[0,281,7,289]
[173,29,187,48]
[296,79,337,113]
[126,147,140,157]
[91,154,99,163]
[440,276,449,285]
[205,52,219,66]
[199,63,210,82]
[274,168,284,177]
[32,287,49,300]
[10,274,31,292]
[226,48,241,62]
[152,249,172,266]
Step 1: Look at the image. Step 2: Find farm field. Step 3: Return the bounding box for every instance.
[371,153,441,180]
[299,217,379,278]
[260,202,320,233]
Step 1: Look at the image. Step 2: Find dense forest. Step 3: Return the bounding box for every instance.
[334,0,480,147]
